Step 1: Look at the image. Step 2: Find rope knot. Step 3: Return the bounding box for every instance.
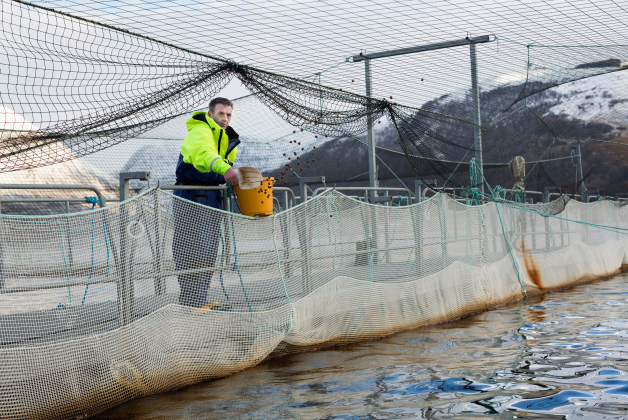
[84,196,101,208]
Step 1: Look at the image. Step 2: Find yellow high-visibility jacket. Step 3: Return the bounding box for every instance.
[180,111,239,177]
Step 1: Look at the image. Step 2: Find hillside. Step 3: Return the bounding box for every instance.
[4,70,628,214]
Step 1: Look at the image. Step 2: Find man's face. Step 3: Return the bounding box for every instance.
[208,103,233,129]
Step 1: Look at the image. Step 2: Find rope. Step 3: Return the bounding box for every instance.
[271,216,292,333]
[495,203,528,298]
[81,196,108,305]
[57,219,72,309]
[227,187,254,315]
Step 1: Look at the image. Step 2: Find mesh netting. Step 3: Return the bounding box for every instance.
[1,190,628,418]
[3,0,628,203]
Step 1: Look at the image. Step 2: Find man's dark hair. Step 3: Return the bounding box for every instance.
[209,97,233,112]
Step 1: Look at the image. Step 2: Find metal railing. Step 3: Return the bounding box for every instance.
[0,180,623,332]
[0,184,107,214]
[312,186,413,204]
[273,187,297,209]
[158,185,297,211]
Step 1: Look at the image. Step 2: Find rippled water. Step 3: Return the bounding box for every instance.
[95,274,628,419]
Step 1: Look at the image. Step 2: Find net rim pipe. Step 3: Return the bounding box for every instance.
[158,185,297,211]
[0,184,105,211]
[312,186,413,201]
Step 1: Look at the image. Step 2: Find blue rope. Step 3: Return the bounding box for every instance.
[81,197,108,305]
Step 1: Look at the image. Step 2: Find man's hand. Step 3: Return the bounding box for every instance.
[224,167,239,185]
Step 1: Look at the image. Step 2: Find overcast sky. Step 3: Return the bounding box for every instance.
[3,0,628,130]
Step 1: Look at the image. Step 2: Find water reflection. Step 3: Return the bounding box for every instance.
[95,274,628,419]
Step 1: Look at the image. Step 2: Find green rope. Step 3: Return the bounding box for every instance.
[346,171,370,181]
[495,203,528,298]
[227,189,254,316]
[271,215,292,333]
[340,130,414,195]
[57,220,72,308]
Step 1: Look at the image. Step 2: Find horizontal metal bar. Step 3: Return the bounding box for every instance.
[273,186,297,205]
[0,184,105,208]
[0,197,119,204]
[0,232,490,293]
[0,274,117,294]
[166,236,487,279]
[353,35,494,62]
[313,186,413,200]
[514,230,577,236]
[158,185,227,191]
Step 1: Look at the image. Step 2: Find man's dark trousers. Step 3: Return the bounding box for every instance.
[172,189,223,307]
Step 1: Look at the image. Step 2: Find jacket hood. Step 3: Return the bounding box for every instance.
[186,111,221,132]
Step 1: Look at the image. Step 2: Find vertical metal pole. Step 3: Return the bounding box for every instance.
[65,201,70,214]
[154,191,165,296]
[414,180,422,204]
[280,212,292,278]
[300,182,307,204]
[469,42,484,197]
[118,177,132,325]
[440,194,449,269]
[576,143,585,196]
[530,212,537,250]
[297,206,312,296]
[365,58,377,202]
[120,178,130,202]
[410,202,423,276]
[0,187,4,290]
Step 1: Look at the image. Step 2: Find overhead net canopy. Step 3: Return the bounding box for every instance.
[3,0,628,207]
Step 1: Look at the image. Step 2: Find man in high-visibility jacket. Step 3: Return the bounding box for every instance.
[172,97,240,307]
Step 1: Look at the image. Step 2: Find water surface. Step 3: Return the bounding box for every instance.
[95,274,628,419]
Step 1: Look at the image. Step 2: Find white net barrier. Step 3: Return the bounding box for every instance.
[0,190,627,419]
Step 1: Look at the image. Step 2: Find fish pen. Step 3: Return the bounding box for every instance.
[1,189,628,418]
[3,0,628,418]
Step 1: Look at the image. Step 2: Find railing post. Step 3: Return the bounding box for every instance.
[0,188,4,290]
[298,176,325,204]
[154,190,165,296]
[294,178,324,296]
[118,171,150,325]
[440,194,449,268]
[530,211,537,250]
[279,212,292,278]
[297,204,312,296]
[414,180,422,204]
[410,201,423,276]
[544,215,551,253]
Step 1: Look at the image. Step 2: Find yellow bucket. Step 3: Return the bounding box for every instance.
[234,174,275,217]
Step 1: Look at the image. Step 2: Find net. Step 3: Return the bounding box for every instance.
[0,190,627,418]
[3,0,628,204]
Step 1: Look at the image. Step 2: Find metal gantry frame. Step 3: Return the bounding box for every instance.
[353,35,495,198]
